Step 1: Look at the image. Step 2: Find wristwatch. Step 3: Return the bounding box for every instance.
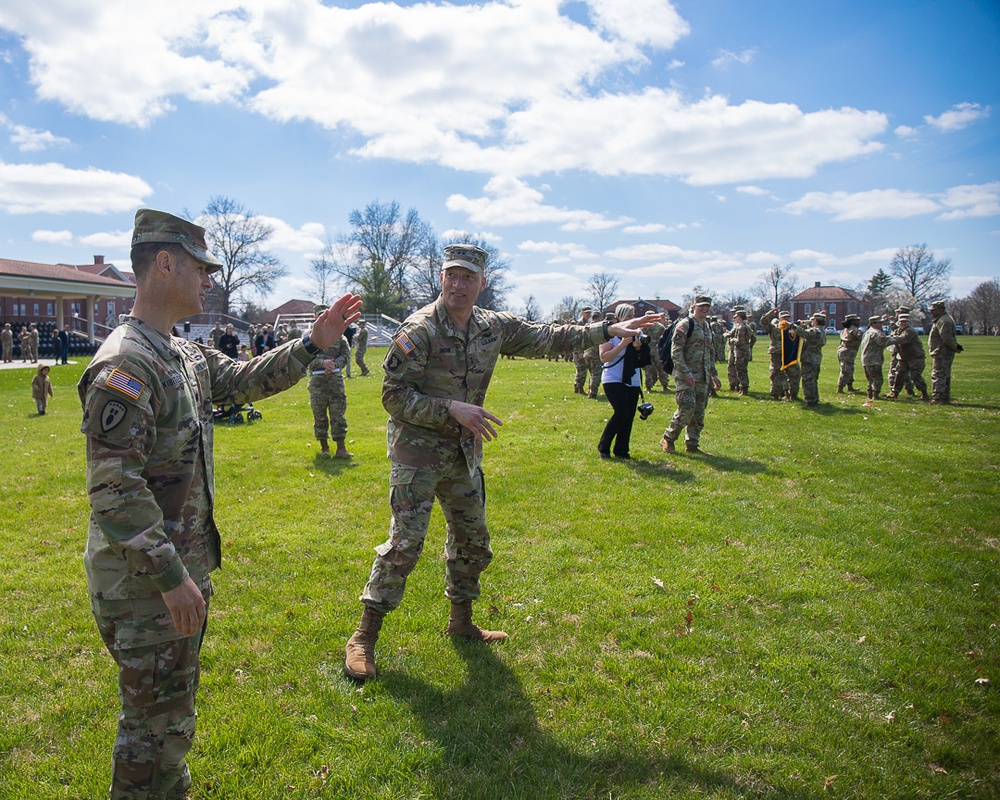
[301,333,321,355]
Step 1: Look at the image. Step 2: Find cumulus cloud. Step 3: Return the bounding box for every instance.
[0,112,70,151]
[712,48,756,68]
[924,102,990,132]
[448,176,632,231]
[936,182,1000,221]
[0,160,152,213]
[783,183,1000,222]
[32,229,73,244]
[0,1,888,186]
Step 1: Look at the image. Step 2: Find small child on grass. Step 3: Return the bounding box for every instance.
[32,364,53,415]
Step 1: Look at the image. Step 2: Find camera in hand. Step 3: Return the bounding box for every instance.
[638,401,654,420]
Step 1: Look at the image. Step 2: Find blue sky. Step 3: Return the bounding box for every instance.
[0,0,997,316]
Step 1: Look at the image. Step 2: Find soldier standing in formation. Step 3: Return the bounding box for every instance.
[354,318,371,376]
[79,208,361,800]
[760,308,801,401]
[887,313,929,400]
[796,312,827,406]
[1,322,12,362]
[343,244,661,681]
[309,303,353,457]
[659,295,720,455]
[860,316,895,401]
[572,306,594,394]
[836,314,862,393]
[928,300,961,404]
[724,307,753,395]
[887,307,915,396]
[19,326,30,362]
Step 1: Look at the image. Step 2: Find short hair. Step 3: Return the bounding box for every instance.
[130,242,188,281]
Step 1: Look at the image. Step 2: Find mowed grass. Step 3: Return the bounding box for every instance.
[1,338,998,799]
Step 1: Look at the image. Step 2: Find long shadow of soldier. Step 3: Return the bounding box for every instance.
[379,641,760,799]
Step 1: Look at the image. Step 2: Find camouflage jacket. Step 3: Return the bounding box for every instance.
[894,326,925,362]
[796,325,826,366]
[308,336,350,389]
[929,313,958,355]
[724,321,753,355]
[860,327,894,367]
[671,317,717,383]
[355,327,368,353]
[383,298,607,474]
[79,316,315,601]
[837,327,862,355]
[759,310,785,354]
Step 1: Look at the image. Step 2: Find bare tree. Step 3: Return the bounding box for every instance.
[521,294,542,322]
[888,244,952,308]
[446,235,512,312]
[196,196,288,316]
[318,199,434,319]
[967,278,1000,334]
[752,263,799,311]
[551,295,583,322]
[308,247,338,306]
[587,271,620,315]
[408,234,443,308]
[716,290,754,321]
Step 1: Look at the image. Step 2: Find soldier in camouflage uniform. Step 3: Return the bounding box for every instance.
[887,307,915,396]
[28,323,39,362]
[723,307,753,395]
[860,315,895,400]
[354,319,371,376]
[344,244,661,681]
[309,304,353,457]
[79,209,361,800]
[659,296,720,455]
[572,306,594,394]
[584,324,603,398]
[887,313,929,400]
[928,300,960,404]
[2,322,12,362]
[642,318,670,392]
[759,308,801,400]
[836,314,863,393]
[795,312,827,406]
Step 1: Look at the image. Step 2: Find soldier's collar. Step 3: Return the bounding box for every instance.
[120,315,183,360]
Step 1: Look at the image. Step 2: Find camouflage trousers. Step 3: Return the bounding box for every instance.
[584,354,603,396]
[837,352,858,389]
[662,380,709,446]
[888,353,914,392]
[573,353,588,391]
[768,353,800,399]
[2,342,11,361]
[863,364,885,397]
[892,357,927,395]
[355,347,369,376]
[309,377,347,440]
[801,360,821,404]
[93,593,209,800]
[931,350,955,401]
[727,351,749,391]
[360,456,491,614]
[644,359,670,391]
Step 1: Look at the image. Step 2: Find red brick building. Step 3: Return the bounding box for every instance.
[790,283,862,329]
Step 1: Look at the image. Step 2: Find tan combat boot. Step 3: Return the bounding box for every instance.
[319,439,330,456]
[333,438,353,458]
[446,601,508,643]
[660,436,675,454]
[344,606,384,680]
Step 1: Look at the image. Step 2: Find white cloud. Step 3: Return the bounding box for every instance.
[0,1,888,186]
[936,182,1000,221]
[622,223,668,234]
[894,124,918,138]
[924,102,990,132]
[448,176,632,231]
[712,48,756,68]
[0,160,152,213]
[0,112,70,152]
[80,230,132,250]
[784,183,1000,222]
[256,216,327,253]
[736,185,769,196]
[32,229,73,244]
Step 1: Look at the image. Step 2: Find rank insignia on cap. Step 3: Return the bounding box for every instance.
[394,332,415,355]
[105,368,145,400]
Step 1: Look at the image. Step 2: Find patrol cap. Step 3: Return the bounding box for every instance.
[896,306,911,314]
[358,319,366,325]
[733,308,747,319]
[778,310,791,319]
[131,208,223,273]
[844,314,860,323]
[868,315,881,324]
[693,295,712,307]
[313,303,329,315]
[443,243,487,275]
[581,305,592,312]
[897,313,910,322]
[930,300,946,311]
[811,312,827,322]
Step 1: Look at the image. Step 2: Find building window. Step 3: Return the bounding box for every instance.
[71,302,81,316]
[47,302,54,315]
[107,300,115,316]
[33,303,40,315]
[829,303,836,314]
[804,303,811,315]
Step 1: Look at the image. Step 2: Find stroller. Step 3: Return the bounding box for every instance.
[213,402,262,424]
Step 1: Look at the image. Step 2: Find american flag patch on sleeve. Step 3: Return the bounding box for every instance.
[105,368,145,400]
[394,332,415,355]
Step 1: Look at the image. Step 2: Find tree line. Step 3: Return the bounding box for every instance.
[193,195,999,333]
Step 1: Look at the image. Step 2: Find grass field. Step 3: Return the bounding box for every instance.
[1,337,998,799]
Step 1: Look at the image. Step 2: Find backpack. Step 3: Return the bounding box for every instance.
[657,316,694,373]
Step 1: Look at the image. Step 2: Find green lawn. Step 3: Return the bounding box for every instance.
[1,338,998,799]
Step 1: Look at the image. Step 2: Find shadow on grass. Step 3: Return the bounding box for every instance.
[311,453,360,475]
[378,642,815,799]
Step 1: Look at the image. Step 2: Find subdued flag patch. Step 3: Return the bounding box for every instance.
[106,368,145,400]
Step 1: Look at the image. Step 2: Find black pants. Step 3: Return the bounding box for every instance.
[598,382,640,457]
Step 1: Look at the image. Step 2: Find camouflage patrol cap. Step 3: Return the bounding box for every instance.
[897,314,910,322]
[868,315,881,324]
[778,310,791,319]
[930,300,946,311]
[733,308,747,319]
[811,312,827,323]
[313,303,329,315]
[693,295,712,306]
[443,243,487,275]
[896,306,911,314]
[581,305,592,312]
[131,208,223,273]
